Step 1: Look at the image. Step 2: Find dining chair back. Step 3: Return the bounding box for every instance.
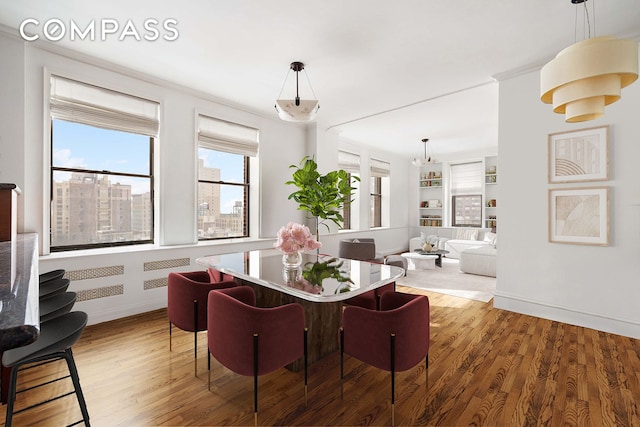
[340,291,430,426]
[208,286,308,426]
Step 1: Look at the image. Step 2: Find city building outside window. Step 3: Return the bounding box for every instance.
[197,115,258,240]
[49,76,158,251]
[450,161,483,227]
[369,158,390,228]
[338,150,360,230]
[370,176,382,228]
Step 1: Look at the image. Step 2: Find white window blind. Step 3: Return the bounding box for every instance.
[450,161,483,195]
[370,158,390,177]
[198,114,259,157]
[338,150,360,173]
[50,75,159,137]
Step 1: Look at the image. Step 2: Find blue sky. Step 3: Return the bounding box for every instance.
[53,119,150,175]
[53,119,244,211]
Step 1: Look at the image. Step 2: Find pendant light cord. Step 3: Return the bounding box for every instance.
[574,0,594,43]
[276,69,291,99]
[275,68,319,106]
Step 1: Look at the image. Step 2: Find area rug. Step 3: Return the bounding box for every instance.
[395,258,496,302]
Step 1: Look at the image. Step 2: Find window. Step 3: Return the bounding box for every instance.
[49,76,158,251]
[450,161,483,227]
[338,150,360,230]
[197,115,258,240]
[369,158,390,228]
[452,195,482,227]
[370,176,382,227]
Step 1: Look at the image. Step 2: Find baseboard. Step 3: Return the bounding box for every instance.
[76,298,167,326]
[494,291,640,340]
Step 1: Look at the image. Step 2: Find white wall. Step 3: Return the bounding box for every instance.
[494,64,640,339]
[0,33,25,223]
[1,31,414,325]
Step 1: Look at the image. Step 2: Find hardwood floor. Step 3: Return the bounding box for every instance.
[3,286,640,426]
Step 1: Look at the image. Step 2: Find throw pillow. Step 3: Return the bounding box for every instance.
[483,232,497,245]
[456,228,478,240]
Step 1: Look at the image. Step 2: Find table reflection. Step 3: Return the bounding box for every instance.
[196,249,403,303]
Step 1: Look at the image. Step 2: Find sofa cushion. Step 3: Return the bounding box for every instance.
[455,228,478,240]
[445,239,491,259]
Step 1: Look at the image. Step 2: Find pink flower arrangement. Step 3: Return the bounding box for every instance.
[274,222,322,254]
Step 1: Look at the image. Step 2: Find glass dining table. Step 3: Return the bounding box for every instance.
[196,249,404,370]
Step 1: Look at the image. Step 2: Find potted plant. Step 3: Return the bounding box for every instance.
[286,156,359,240]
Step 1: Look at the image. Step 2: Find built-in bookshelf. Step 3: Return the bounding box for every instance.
[484,156,498,229]
[416,156,498,229]
[418,164,443,227]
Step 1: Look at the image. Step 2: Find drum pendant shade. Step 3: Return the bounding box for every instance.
[540,36,639,123]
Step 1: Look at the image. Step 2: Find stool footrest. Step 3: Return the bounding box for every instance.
[14,390,75,415]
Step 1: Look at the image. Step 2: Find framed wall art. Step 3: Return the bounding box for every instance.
[548,125,609,183]
[548,187,609,246]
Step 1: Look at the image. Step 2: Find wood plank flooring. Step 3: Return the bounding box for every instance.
[3,286,640,426]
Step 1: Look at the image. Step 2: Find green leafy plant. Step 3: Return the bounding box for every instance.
[302,257,353,293]
[286,156,359,233]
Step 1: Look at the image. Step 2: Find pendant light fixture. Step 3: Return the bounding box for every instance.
[540,0,638,123]
[274,61,320,122]
[412,138,433,166]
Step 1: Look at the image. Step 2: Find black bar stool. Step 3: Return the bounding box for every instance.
[2,311,91,426]
[40,291,77,322]
[39,278,70,300]
[39,269,66,285]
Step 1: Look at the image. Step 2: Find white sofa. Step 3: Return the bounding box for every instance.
[410,227,497,277]
[459,245,497,277]
[410,227,493,256]
[444,228,496,259]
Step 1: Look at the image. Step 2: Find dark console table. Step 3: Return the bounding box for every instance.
[0,233,39,403]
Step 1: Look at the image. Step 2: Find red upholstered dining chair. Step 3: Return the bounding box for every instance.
[207,286,308,427]
[340,291,430,426]
[167,270,236,376]
[338,238,395,310]
[207,267,235,283]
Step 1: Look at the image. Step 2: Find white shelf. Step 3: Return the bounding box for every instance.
[417,163,443,227]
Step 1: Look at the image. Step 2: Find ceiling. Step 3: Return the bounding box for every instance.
[1,0,639,160]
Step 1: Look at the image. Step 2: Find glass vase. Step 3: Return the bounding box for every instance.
[282,251,302,268]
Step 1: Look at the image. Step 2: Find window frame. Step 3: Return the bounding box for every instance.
[49,119,155,251]
[451,194,483,227]
[370,176,382,228]
[197,148,250,240]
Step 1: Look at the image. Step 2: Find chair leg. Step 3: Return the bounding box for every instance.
[169,321,172,351]
[4,365,19,427]
[64,348,91,426]
[339,328,344,400]
[253,333,259,427]
[425,354,429,388]
[391,333,396,427]
[207,351,211,391]
[194,300,198,377]
[303,328,308,406]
